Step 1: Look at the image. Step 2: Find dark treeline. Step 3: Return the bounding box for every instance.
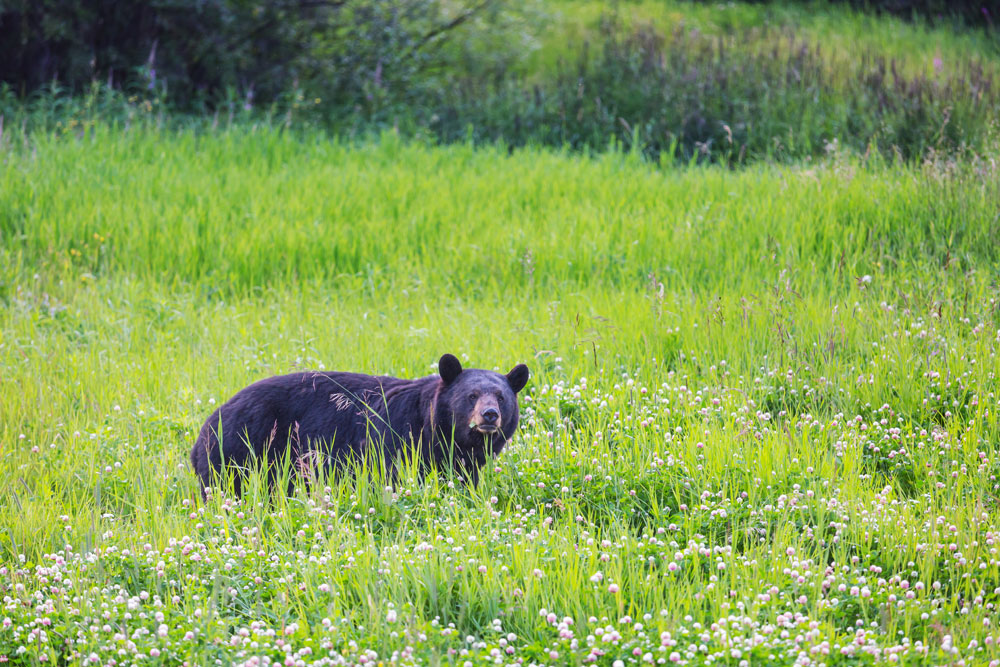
[1,0,997,164]
[0,0,482,108]
[827,0,996,28]
[723,1,998,28]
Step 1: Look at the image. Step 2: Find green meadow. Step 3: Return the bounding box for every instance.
[2,122,1000,665]
[3,5,1000,664]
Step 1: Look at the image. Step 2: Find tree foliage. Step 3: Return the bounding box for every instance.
[0,0,499,108]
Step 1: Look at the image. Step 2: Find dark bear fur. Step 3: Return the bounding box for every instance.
[190,354,529,498]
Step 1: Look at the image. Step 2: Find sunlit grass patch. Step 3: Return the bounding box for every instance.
[2,125,1000,664]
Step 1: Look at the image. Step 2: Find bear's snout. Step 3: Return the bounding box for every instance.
[471,398,502,434]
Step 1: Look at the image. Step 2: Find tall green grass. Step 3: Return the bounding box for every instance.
[537,1,1000,73]
[2,125,1000,664]
[3,125,998,293]
[445,7,1000,164]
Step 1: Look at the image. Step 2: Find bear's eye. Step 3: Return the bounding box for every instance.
[468,392,479,402]
[497,394,505,404]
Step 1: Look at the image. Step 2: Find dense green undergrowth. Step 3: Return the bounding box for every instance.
[3,1,999,164]
[2,126,1000,664]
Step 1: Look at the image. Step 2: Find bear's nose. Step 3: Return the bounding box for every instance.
[481,407,500,424]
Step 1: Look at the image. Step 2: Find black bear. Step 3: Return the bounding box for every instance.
[190,354,529,498]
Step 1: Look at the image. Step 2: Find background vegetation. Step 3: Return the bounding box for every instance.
[2,0,999,163]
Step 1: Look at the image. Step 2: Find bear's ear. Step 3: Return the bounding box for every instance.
[439,354,463,384]
[506,364,529,394]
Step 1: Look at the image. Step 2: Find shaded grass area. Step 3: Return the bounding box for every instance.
[534,1,1000,74]
[441,7,1000,163]
[2,126,1000,663]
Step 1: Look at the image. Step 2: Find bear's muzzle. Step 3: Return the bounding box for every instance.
[470,402,502,434]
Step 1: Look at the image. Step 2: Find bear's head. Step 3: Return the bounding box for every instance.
[434,353,529,478]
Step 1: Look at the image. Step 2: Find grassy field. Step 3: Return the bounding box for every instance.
[533,1,1000,77]
[2,122,1000,665]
